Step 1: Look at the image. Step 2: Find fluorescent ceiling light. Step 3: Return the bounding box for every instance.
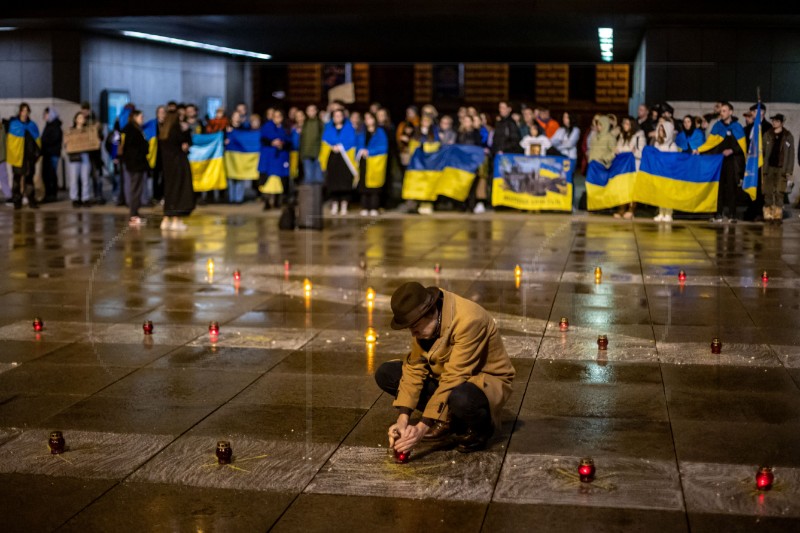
[598,27,613,62]
[121,30,271,60]
[0,27,17,31]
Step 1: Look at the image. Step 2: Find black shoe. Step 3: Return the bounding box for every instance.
[422,420,451,442]
[29,201,39,209]
[72,200,82,208]
[13,202,22,210]
[454,425,493,453]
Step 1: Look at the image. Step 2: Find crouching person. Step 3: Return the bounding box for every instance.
[375,282,515,455]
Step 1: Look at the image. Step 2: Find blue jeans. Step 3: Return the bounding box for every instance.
[68,155,92,201]
[228,179,247,203]
[302,158,323,184]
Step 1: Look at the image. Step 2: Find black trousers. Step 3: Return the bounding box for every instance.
[12,171,36,207]
[360,190,380,210]
[714,136,744,218]
[374,360,492,432]
[128,171,145,217]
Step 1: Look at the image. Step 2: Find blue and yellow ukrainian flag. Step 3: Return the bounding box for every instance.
[142,119,158,169]
[697,117,747,155]
[633,146,724,212]
[356,128,389,189]
[585,152,637,210]
[224,129,260,180]
[319,121,357,176]
[401,144,485,202]
[289,128,300,180]
[6,118,40,168]
[407,138,441,157]
[743,103,763,201]
[189,132,227,192]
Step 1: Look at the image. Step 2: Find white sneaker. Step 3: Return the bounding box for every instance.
[170,219,188,231]
[473,202,486,214]
[653,214,664,222]
[330,202,339,215]
[160,218,170,230]
[340,201,348,215]
[418,202,433,215]
[128,216,146,227]
[360,209,368,216]
[662,214,673,222]
[369,209,379,216]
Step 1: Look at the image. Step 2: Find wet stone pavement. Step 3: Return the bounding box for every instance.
[1,206,800,532]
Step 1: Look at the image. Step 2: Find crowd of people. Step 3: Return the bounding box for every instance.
[1,96,796,225]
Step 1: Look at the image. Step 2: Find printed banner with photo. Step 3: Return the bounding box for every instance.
[492,154,573,211]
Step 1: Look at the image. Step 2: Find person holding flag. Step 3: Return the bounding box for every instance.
[320,108,357,215]
[761,114,795,222]
[6,102,41,210]
[694,101,746,223]
[356,111,389,216]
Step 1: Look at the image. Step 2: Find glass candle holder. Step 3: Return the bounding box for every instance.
[756,466,774,490]
[678,270,686,282]
[233,270,241,281]
[394,449,411,464]
[48,431,65,454]
[216,440,232,465]
[434,263,441,274]
[209,321,220,337]
[143,320,154,335]
[33,317,44,332]
[710,338,722,354]
[597,335,608,350]
[761,270,769,283]
[559,317,569,331]
[578,458,595,482]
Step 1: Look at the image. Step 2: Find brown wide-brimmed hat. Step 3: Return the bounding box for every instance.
[390,282,439,330]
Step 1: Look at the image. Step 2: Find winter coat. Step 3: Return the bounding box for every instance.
[653,121,679,152]
[616,130,647,170]
[587,115,617,168]
[394,289,516,429]
[763,128,795,176]
[492,116,522,155]
[551,126,581,159]
[41,117,63,157]
[299,117,323,159]
[120,122,150,173]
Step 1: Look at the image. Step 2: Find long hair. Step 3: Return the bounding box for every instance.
[159,110,179,141]
[620,116,639,141]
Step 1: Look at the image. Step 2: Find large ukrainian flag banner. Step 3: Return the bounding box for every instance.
[742,103,763,201]
[356,127,389,188]
[6,119,40,168]
[142,119,158,169]
[319,121,357,176]
[492,154,573,211]
[586,152,637,210]
[402,144,485,202]
[189,132,227,192]
[224,129,260,180]
[633,146,724,212]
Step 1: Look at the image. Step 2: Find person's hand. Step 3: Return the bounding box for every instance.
[497,150,504,155]
[271,139,283,148]
[722,148,733,157]
[692,149,699,155]
[393,421,430,453]
[332,145,340,153]
[181,142,189,152]
[358,149,368,159]
[388,413,409,448]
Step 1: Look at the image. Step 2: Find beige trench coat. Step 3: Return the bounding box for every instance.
[393,289,515,428]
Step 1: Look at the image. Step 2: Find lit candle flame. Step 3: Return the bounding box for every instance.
[303,278,312,296]
[365,327,378,343]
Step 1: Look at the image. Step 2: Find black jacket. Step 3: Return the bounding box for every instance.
[120,122,150,173]
[41,118,63,157]
[492,115,522,154]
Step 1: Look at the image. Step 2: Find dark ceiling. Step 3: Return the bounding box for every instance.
[3,1,798,63]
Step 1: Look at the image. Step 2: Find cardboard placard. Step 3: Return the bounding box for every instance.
[64,129,101,154]
[328,83,355,104]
